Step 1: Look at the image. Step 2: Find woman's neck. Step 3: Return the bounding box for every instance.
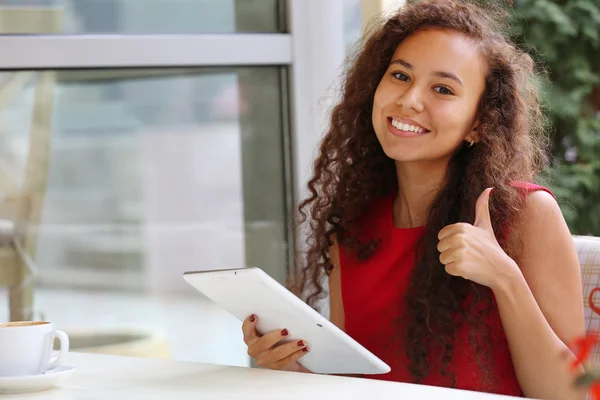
[393,161,447,228]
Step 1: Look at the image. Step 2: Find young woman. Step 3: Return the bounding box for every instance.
[242,0,586,398]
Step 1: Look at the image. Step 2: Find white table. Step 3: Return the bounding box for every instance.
[4,352,523,399]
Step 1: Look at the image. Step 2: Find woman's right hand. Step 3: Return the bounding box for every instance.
[242,314,312,373]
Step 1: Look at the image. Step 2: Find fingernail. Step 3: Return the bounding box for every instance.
[297,340,304,347]
[489,187,495,195]
[302,347,309,353]
[281,329,289,336]
[249,315,255,322]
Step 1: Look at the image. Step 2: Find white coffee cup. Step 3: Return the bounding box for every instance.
[0,321,69,377]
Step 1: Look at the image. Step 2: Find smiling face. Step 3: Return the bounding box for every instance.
[372,28,487,165]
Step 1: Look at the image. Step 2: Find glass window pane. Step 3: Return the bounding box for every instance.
[343,0,362,55]
[0,66,290,366]
[0,0,283,34]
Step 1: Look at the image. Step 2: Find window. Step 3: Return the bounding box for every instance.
[0,0,283,34]
[0,66,291,366]
[0,0,300,368]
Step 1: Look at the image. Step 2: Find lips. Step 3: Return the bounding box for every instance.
[387,117,430,138]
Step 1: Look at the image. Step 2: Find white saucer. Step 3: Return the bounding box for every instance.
[0,365,75,394]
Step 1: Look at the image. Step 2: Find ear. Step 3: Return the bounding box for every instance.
[466,122,480,144]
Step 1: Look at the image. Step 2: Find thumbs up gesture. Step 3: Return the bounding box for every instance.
[437,188,521,290]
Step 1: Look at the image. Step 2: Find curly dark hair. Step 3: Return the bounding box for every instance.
[292,0,549,389]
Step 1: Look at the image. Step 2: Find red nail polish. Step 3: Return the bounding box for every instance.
[297,340,304,347]
[281,329,288,336]
[249,315,255,322]
[302,347,308,352]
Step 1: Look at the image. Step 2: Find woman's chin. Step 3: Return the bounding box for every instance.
[382,148,451,165]
[381,146,422,163]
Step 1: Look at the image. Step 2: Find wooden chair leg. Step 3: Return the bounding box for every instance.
[9,72,55,322]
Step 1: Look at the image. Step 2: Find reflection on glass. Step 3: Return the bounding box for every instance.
[343,0,362,54]
[0,0,282,34]
[0,67,288,366]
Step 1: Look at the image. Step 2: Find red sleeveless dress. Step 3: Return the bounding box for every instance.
[338,182,554,396]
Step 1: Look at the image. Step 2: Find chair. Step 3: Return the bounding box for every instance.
[574,235,600,368]
[0,6,62,321]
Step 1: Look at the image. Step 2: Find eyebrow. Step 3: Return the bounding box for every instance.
[390,58,464,87]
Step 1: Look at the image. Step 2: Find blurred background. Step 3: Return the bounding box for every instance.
[0,0,597,368]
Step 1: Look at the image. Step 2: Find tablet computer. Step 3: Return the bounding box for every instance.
[182,267,391,375]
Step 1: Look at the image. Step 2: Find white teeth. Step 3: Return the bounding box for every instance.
[391,119,425,134]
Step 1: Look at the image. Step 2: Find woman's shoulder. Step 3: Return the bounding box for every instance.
[508,181,560,225]
[510,181,556,200]
[508,181,565,241]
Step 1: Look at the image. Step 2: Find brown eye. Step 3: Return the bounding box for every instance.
[434,85,454,95]
[392,72,410,82]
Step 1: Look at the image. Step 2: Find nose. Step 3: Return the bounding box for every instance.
[396,84,424,113]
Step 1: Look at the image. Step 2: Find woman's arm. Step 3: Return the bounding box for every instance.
[328,236,346,331]
[328,237,367,378]
[495,191,586,400]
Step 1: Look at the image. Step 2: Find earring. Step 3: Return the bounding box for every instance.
[468,139,475,147]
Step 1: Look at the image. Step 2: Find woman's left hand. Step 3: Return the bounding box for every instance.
[437,188,522,291]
